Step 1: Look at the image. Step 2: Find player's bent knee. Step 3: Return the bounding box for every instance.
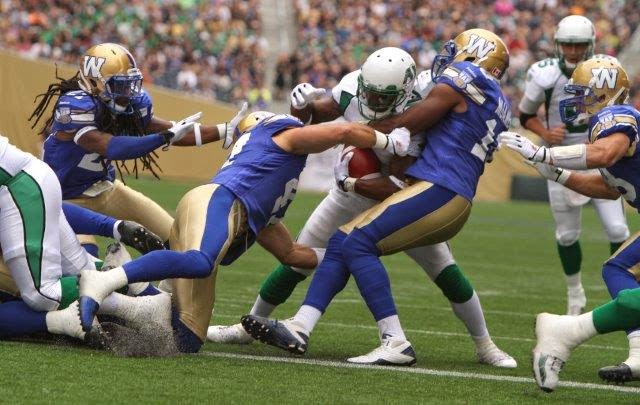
[182,250,215,278]
[434,265,474,303]
[555,229,580,246]
[605,223,630,244]
[342,229,377,256]
[616,289,640,312]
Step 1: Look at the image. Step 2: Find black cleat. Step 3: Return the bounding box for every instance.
[241,315,309,355]
[598,363,639,384]
[118,221,165,254]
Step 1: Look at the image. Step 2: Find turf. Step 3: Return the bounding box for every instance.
[2,176,640,403]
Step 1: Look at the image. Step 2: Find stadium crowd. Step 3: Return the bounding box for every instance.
[274,0,640,113]
[0,0,268,105]
[1,0,639,112]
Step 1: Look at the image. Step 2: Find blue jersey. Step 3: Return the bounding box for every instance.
[43,89,153,199]
[213,115,306,234]
[588,105,640,210]
[405,61,511,201]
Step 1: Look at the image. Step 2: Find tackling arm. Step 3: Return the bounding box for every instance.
[291,97,343,124]
[369,84,464,134]
[563,171,622,200]
[256,222,318,269]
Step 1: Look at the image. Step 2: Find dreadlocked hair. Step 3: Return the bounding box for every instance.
[28,66,163,180]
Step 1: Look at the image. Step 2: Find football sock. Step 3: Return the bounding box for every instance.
[61,202,116,238]
[611,241,624,255]
[250,295,277,317]
[343,228,397,321]
[301,231,350,313]
[127,282,161,297]
[593,288,640,333]
[565,272,582,290]
[123,249,212,282]
[377,314,407,341]
[59,276,79,309]
[96,266,129,292]
[451,292,489,340]
[624,333,640,370]
[557,241,581,276]
[0,300,47,338]
[434,264,474,303]
[293,305,322,333]
[259,264,307,307]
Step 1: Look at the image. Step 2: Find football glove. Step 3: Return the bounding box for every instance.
[499,131,551,163]
[334,151,356,192]
[386,127,411,156]
[525,161,571,184]
[290,83,326,110]
[163,112,202,145]
[219,102,249,149]
[116,221,165,254]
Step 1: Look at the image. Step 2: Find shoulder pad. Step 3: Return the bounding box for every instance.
[438,63,487,105]
[412,70,434,99]
[132,89,153,121]
[526,58,562,89]
[54,91,98,129]
[590,105,639,144]
[332,70,360,109]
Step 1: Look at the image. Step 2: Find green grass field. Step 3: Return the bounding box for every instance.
[2,177,640,403]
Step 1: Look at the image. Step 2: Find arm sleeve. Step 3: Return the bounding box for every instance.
[105,133,167,160]
[518,67,545,115]
[62,203,116,237]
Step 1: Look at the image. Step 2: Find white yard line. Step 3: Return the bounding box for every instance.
[211,314,627,351]
[199,351,640,394]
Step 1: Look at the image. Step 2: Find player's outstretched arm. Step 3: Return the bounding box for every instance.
[502,131,630,169]
[369,83,464,134]
[289,83,342,124]
[528,161,621,200]
[256,222,319,269]
[274,122,410,156]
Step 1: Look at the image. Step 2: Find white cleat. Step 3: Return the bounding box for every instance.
[533,313,583,392]
[346,337,417,366]
[46,301,86,340]
[207,323,254,344]
[566,287,586,316]
[102,242,131,271]
[477,343,518,368]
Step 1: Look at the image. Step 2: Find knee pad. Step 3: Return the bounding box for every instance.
[616,289,640,312]
[556,229,580,246]
[434,265,474,303]
[605,223,630,244]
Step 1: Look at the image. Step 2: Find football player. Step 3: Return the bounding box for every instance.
[29,43,245,254]
[76,110,411,353]
[208,47,515,368]
[241,29,512,365]
[0,133,167,342]
[518,15,630,315]
[502,58,640,389]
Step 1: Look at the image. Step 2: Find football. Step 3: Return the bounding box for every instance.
[342,146,382,179]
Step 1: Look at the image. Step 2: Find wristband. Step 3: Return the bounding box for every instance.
[373,130,389,150]
[338,176,357,192]
[388,175,407,190]
[193,123,202,146]
[549,144,588,169]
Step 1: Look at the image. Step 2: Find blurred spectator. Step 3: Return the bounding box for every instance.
[286,0,640,116]
[0,0,267,106]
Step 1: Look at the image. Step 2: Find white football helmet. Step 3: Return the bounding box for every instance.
[554,15,595,72]
[357,47,416,121]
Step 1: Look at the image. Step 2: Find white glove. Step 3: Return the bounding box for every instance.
[218,102,249,149]
[165,112,202,145]
[386,127,411,156]
[525,161,571,184]
[334,151,356,192]
[499,131,550,163]
[290,83,326,110]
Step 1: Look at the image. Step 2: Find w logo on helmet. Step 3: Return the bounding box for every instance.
[466,34,496,58]
[591,68,618,89]
[82,56,106,79]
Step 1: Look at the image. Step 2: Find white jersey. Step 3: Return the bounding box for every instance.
[0,135,35,181]
[518,58,588,146]
[331,69,434,165]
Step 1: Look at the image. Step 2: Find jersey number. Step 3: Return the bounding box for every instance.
[221,132,251,169]
[268,178,298,225]
[470,119,497,162]
[77,153,104,172]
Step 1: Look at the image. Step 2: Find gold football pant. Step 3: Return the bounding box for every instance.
[66,179,174,245]
[170,184,251,346]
